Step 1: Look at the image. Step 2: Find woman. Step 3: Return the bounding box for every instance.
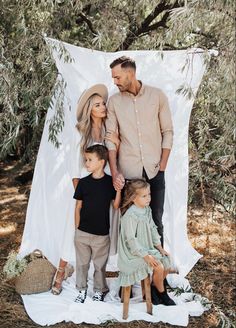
[51,84,119,295]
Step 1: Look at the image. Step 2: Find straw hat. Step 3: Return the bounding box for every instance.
[76,84,108,120]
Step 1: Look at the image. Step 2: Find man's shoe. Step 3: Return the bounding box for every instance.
[151,285,163,305]
[92,291,105,302]
[75,289,87,303]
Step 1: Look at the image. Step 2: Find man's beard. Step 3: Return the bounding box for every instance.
[117,84,128,91]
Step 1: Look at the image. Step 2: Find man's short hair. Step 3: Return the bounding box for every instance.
[85,144,108,167]
[110,56,136,71]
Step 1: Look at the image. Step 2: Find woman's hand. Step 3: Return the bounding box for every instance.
[105,130,120,149]
[144,255,159,268]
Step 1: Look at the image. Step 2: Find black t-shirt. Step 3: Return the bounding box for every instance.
[73,174,116,235]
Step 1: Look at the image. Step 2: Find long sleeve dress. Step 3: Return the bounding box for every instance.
[118,204,171,286]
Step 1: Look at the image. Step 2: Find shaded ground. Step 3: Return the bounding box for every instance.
[0,160,235,328]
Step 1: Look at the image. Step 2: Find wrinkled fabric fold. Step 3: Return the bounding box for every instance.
[20,39,206,275]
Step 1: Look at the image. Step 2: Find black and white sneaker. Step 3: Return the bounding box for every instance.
[75,290,87,303]
[92,291,105,302]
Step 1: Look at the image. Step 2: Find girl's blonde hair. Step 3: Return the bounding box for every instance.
[76,93,106,154]
[121,178,150,215]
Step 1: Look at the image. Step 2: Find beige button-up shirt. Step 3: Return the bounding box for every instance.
[105,83,173,179]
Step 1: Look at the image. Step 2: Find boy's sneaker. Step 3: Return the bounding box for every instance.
[92,291,105,302]
[75,290,87,303]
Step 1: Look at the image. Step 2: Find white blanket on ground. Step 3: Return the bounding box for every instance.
[19,39,208,325]
[22,268,209,326]
[22,270,206,327]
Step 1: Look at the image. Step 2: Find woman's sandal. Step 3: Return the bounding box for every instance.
[51,264,74,295]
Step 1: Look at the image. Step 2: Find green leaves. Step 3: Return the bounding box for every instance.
[47,78,66,148]
[0,0,234,214]
[169,1,235,215]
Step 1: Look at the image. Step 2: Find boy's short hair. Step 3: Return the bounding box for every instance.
[85,144,108,167]
[110,56,136,71]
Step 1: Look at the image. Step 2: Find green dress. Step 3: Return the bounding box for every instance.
[118,204,171,286]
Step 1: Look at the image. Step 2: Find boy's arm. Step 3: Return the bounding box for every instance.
[74,200,82,229]
[113,190,122,209]
[72,178,80,190]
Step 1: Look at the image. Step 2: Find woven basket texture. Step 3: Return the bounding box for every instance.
[15,256,56,295]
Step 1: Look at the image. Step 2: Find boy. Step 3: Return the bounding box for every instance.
[73,144,122,303]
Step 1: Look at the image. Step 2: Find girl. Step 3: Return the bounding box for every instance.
[51,84,119,295]
[118,179,175,306]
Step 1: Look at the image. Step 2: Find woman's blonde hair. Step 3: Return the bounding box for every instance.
[121,178,150,215]
[76,93,106,154]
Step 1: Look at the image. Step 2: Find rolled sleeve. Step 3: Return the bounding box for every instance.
[159,90,174,149]
[105,97,118,151]
[106,140,117,151]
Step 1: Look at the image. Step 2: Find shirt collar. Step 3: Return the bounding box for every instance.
[121,81,145,98]
[139,81,145,95]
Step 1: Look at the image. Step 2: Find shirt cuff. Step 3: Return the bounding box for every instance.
[105,140,117,151]
[162,130,173,149]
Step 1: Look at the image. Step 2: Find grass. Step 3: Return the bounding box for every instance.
[0,160,235,328]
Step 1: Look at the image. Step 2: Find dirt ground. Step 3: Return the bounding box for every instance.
[0,160,235,328]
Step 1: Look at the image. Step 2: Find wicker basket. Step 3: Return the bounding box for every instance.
[15,250,56,295]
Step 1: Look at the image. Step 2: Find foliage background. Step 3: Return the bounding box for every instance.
[0,0,235,213]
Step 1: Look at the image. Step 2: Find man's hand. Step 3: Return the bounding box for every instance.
[159,148,171,171]
[144,255,159,268]
[112,171,125,190]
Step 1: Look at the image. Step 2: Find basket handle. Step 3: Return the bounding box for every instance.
[30,249,46,260]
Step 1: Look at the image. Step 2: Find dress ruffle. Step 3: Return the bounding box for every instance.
[118,205,167,287]
[118,263,152,286]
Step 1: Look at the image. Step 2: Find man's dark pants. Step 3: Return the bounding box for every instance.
[142,169,165,246]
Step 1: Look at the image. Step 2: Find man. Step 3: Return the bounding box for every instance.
[105,56,173,245]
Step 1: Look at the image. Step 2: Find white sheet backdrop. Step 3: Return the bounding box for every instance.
[20,39,206,274]
[19,39,209,326]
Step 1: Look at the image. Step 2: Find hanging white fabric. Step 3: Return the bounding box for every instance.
[18,39,210,326]
[20,38,207,275]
